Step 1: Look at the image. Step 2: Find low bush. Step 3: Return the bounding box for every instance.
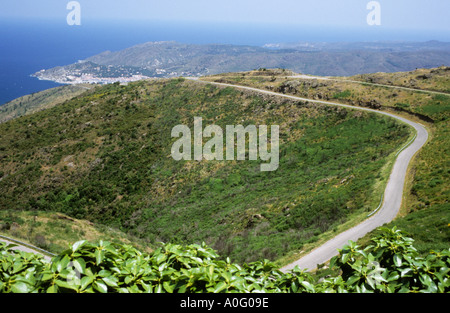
[0,227,448,293]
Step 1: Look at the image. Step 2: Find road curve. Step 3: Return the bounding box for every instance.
[282,117,427,271]
[186,77,429,272]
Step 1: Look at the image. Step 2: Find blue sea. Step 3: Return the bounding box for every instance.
[1,18,448,105]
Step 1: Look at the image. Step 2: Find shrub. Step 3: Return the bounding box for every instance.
[33,235,49,250]
[0,227,448,293]
[332,90,352,99]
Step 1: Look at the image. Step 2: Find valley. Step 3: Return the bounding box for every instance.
[1,72,413,265]
[0,65,447,264]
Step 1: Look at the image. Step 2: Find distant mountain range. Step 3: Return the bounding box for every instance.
[32,40,450,83]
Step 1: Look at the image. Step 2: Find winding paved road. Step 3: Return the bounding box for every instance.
[187,77,429,272]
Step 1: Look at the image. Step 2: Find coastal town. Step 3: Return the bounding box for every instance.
[33,69,150,85]
[31,59,203,85]
[31,62,152,85]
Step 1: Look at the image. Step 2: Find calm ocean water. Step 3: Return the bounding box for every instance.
[0,18,447,105]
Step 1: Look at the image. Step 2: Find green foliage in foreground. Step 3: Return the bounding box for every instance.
[1,227,448,293]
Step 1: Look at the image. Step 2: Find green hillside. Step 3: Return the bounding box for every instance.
[0,77,411,264]
[204,67,449,258]
[0,84,93,124]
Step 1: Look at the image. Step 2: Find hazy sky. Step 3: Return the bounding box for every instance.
[1,0,449,32]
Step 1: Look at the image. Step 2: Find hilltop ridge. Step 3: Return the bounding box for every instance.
[32,40,450,85]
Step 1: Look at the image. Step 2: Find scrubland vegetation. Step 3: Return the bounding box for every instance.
[1,67,448,293]
[0,77,410,264]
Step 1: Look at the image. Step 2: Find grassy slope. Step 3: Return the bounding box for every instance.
[350,66,450,93]
[0,210,153,255]
[0,84,94,124]
[0,77,410,264]
[204,68,449,258]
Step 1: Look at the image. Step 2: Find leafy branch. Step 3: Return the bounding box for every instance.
[1,227,448,293]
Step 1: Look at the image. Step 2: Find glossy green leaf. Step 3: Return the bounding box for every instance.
[55,279,78,291]
[163,281,174,293]
[213,281,227,293]
[41,272,54,282]
[80,275,94,290]
[300,281,315,293]
[346,275,361,286]
[46,284,59,293]
[393,254,402,267]
[155,284,163,293]
[11,281,32,293]
[95,249,104,265]
[72,240,87,253]
[72,258,86,275]
[93,280,108,293]
[102,275,118,288]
